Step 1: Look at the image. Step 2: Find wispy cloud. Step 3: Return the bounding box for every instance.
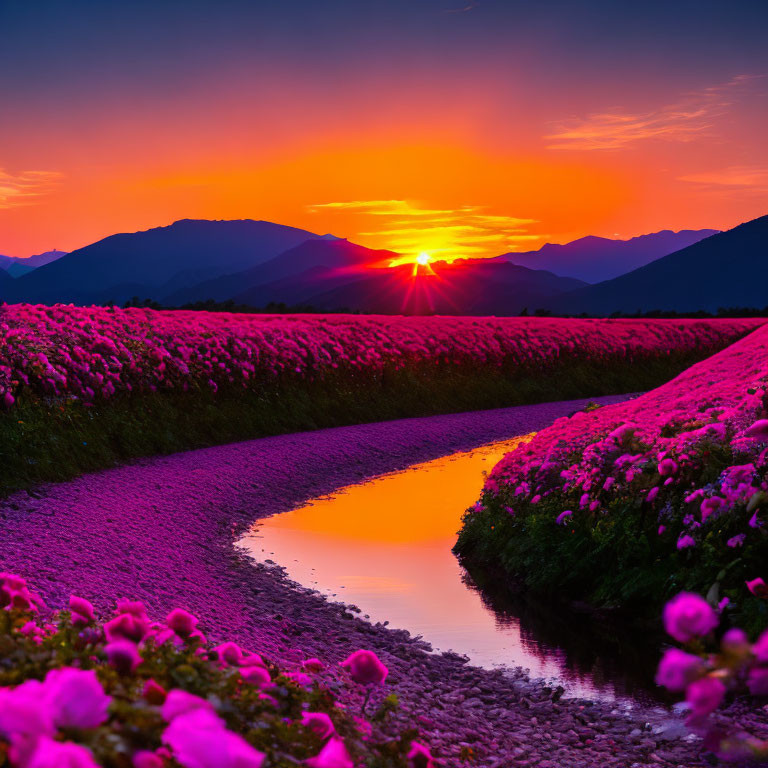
[444,1,478,13]
[546,75,764,150]
[678,165,768,189]
[0,169,63,209]
[308,199,539,262]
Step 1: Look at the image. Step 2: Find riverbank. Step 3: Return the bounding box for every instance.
[1,399,766,766]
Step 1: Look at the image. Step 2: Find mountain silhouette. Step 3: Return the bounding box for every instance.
[166,239,394,305]
[1,249,67,278]
[549,215,768,315]
[5,219,333,305]
[297,259,586,315]
[501,229,718,283]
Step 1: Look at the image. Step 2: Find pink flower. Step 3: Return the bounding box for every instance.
[69,595,95,626]
[663,593,718,643]
[727,534,746,548]
[106,639,142,673]
[700,496,724,521]
[647,487,660,503]
[658,458,678,477]
[340,650,388,686]
[655,648,705,691]
[746,577,768,597]
[143,679,167,705]
[161,689,215,722]
[241,666,271,688]
[676,535,696,550]
[686,677,725,716]
[27,737,100,768]
[305,738,354,768]
[0,680,55,749]
[301,712,336,740]
[407,741,435,768]
[287,672,313,688]
[747,668,768,696]
[744,419,768,441]
[43,668,111,729]
[162,708,265,768]
[722,628,750,654]
[166,608,198,638]
[303,658,325,672]
[212,641,243,666]
[658,525,666,535]
[133,751,164,768]
[555,510,573,525]
[753,630,768,662]
[105,612,149,643]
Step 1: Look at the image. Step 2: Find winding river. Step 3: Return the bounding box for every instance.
[238,433,660,704]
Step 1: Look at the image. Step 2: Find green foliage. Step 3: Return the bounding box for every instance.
[0,348,718,496]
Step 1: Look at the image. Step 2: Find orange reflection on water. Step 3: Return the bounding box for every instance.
[237,434,629,700]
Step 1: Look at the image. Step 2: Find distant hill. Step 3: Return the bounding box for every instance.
[166,238,394,305]
[4,220,334,305]
[3,250,67,278]
[297,259,586,315]
[549,215,768,315]
[500,229,719,283]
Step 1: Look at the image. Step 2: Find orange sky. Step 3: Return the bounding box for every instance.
[1,2,767,259]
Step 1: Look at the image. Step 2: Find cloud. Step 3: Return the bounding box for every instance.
[308,199,540,262]
[546,75,764,150]
[0,169,63,209]
[678,165,768,188]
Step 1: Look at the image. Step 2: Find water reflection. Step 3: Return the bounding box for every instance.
[237,437,662,703]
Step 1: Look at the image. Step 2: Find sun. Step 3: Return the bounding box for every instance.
[416,252,431,266]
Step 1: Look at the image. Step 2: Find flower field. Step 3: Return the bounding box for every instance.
[0,304,763,494]
[0,572,419,768]
[456,322,768,625]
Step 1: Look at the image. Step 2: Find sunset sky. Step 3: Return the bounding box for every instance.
[1,0,767,259]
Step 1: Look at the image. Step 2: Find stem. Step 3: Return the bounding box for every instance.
[361,688,372,716]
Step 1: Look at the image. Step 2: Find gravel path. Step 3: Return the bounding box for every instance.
[2,395,765,767]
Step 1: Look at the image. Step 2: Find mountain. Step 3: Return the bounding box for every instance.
[297,259,586,315]
[4,220,334,305]
[500,229,719,283]
[3,250,67,278]
[166,239,394,306]
[549,215,768,315]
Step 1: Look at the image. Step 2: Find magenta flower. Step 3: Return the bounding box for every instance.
[655,648,705,691]
[746,577,768,597]
[646,487,660,503]
[162,708,265,768]
[744,419,768,441]
[212,641,243,666]
[700,496,724,521]
[676,535,696,550]
[658,458,678,477]
[303,658,325,672]
[143,679,167,705]
[686,677,726,716]
[133,751,165,768]
[753,630,768,662]
[305,737,354,768]
[340,650,388,686]
[161,689,215,722]
[240,665,271,688]
[555,510,573,525]
[105,639,143,673]
[722,628,750,655]
[166,608,198,638]
[0,680,55,747]
[301,712,336,740]
[69,595,95,626]
[104,612,149,643]
[43,668,111,729]
[26,737,100,768]
[407,741,435,768]
[747,668,768,696]
[727,534,746,548]
[663,593,718,643]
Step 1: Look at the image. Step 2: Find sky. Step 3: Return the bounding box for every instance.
[1,0,767,260]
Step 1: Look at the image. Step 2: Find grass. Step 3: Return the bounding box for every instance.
[0,347,733,497]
